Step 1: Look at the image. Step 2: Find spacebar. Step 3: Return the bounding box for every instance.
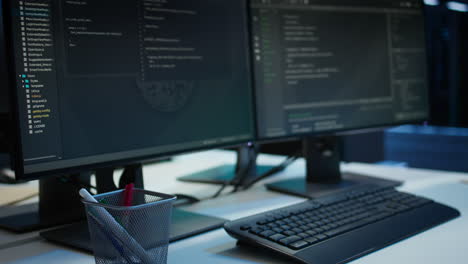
[325,219,372,237]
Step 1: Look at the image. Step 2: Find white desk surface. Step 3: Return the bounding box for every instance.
[0,150,467,264]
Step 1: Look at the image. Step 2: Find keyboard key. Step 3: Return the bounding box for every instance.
[314,234,328,241]
[291,227,303,233]
[279,236,302,246]
[324,219,371,237]
[297,232,310,239]
[305,237,319,244]
[272,227,283,233]
[310,216,321,222]
[289,240,309,250]
[282,230,296,236]
[289,223,299,228]
[368,212,392,222]
[272,215,283,221]
[316,221,325,226]
[350,212,370,222]
[269,233,286,242]
[259,230,276,238]
[249,227,264,235]
[337,220,347,226]
[313,227,324,233]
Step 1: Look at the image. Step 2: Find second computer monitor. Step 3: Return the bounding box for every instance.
[251,0,429,198]
[251,0,429,139]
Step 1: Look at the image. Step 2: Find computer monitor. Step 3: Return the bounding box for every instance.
[1,0,254,246]
[0,4,8,115]
[0,2,10,170]
[251,0,430,198]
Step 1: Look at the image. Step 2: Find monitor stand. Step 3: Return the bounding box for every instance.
[0,173,91,233]
[39,164,226,252]
[177,144,274,185]
[266,136,401,199]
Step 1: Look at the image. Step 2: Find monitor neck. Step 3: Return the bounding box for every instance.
[40,165,144,227]
[303,136,342,184]
[266,135,401,199]
[95,164,144,193]
[38,173,91,225]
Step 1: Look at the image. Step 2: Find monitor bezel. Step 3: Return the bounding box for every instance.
[2,0,257,182]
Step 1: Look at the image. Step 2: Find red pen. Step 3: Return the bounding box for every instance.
[123,183,134,207]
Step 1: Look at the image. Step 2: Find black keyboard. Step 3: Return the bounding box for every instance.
[224,185,460,264]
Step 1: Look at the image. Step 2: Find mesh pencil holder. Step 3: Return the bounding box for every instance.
[82,189,176,264]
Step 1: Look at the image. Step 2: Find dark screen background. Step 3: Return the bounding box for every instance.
[58,0,254,158]
[8,0,254,173]
[56,1,254,158]
[282,11,391,104]
[251,0,429,138]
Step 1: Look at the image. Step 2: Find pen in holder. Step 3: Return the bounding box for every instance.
[81,188,176,264]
